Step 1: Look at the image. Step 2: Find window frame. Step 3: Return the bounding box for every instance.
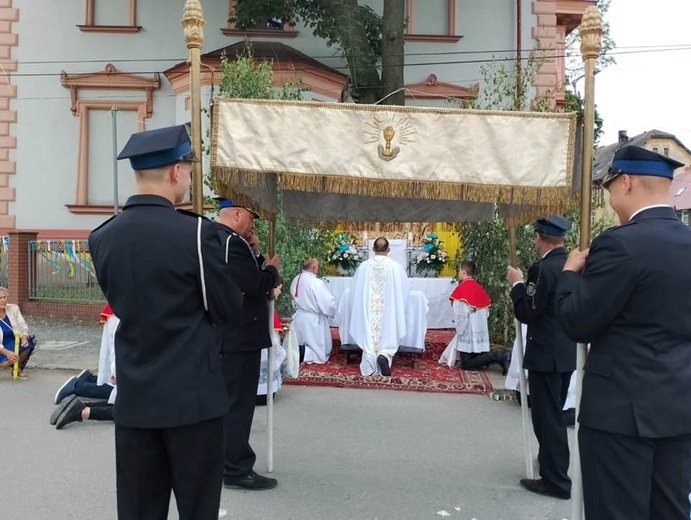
[78,0,141,34]
[60,65,160,214]
[404,0,462,43]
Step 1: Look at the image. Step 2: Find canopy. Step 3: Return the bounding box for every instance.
[210,99,581,225]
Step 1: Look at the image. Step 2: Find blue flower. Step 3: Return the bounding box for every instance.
[422,243,434,252]
[428,233,438,239]
[340,244,349,253]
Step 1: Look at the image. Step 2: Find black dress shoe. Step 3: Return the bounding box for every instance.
[55,398,86,430]
[50,394,76,425]
[224,470,277,491]
[519,478,570,500]
[377,355,391,376]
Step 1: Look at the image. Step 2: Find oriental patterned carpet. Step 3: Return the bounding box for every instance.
[283,329,493,395]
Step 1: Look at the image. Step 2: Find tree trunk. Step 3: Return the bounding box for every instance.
[380,0,405,106]
[322,0,382,103]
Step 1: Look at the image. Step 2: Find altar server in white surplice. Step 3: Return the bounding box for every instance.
[349,237,410,377]
[439,260,508,374]
[290,258,337,364]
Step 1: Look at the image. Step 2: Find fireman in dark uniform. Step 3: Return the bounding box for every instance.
[215,197,281,491]
[507,215,576,500]
[557,146,691,520]
[89,125,242,520]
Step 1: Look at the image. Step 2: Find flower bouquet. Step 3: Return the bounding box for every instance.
[327,233,362,275]
[411,233,448,277]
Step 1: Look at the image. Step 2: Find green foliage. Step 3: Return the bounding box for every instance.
[563,89,604,145]
[230,1,383,56]
[254,211,332,317]
[461,196,617,347]
[218,42,305,101]
[461,215,537,346]
[229,0,392,103]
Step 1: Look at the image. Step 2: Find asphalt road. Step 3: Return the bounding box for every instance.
[0,367,575,520]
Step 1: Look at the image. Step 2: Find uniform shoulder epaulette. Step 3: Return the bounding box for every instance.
[176,208,211,221]
[91,214,118,233]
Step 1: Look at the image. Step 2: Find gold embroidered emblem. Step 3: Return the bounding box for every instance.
[364,113,417,162]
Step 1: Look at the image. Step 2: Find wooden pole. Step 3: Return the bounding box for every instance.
[509,226,534,478]
[267,217,277,473]
[182,0,206,214]
[572,7,603,520]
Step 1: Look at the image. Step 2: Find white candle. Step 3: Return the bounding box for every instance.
[407,232,413,245]
[363,231,368,243]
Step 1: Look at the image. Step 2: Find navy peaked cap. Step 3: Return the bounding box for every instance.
[602,145,683,187]
[214,197,260,219]
[117,125,199,170]
[534,215,572,237]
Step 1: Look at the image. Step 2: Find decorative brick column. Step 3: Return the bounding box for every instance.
[531,0,560,107]
[0,0,17,229]
[7,230,36,306]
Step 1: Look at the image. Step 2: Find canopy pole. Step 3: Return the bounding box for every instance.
[509,226,534,478]
[182,0,206,214]
[266,217,277,473]
[572,7,603,520]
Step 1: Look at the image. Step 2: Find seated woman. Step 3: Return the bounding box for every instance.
[0,286,33,379]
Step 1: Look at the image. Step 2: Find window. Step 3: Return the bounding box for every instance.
[61,65,160,214]
[405,0,462,43]
[222,0,297,38]
[664,147,670,156]
[78,0,141,33]
[653,147,659,153]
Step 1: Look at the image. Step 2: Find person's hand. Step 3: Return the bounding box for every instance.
[2,348,18,364]
[265,254,280,272]
[20,334,29,347]
[563,248,589,273]
[272,284,283,299]
[110,375,117,386]
[507,266,524,285]
[247,233,260,255]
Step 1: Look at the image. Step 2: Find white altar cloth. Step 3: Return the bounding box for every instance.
[324,276,457,329]
[337,288,429,351]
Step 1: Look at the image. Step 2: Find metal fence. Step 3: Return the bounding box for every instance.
[28,240,105,303]
[0,236,8,289]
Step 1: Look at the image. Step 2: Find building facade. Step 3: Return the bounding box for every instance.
[1,0,593,238]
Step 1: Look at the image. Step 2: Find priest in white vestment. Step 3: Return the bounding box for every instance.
[349,237,410,376]
[290,258,337,364]
[439,260,508,373]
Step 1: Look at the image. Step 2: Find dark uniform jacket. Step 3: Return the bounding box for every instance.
[510,247,576,372]
[556,206,691,438]
[216,223,279,353]
[89,195,242,429]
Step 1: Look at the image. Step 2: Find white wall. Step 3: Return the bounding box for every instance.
[11,0,534,232]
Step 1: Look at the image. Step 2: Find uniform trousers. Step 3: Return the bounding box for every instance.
[222,349,262,481]
[580,425,691,520]
[528,370,572,495]
[115,416,224,520]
